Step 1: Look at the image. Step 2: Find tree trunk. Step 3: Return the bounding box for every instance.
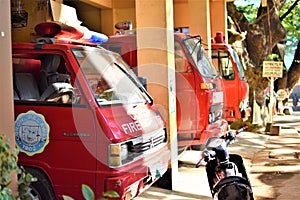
[227,1,287,107]
[227,1,286,67]
[287,40,300,91]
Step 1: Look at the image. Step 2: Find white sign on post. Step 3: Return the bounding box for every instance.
[262,61,283,124]
[262,61,283,78]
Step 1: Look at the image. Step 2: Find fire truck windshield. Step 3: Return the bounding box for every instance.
[212,50,235,80]
[184,37,218,78]
[72,47,148,106]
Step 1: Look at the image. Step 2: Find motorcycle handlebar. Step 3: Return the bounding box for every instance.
[196,126,248,168]
[236,126,248,135]
[223,126,248,145]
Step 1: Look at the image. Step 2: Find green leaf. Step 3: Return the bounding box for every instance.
[82,184,95,200]
[62,195,75,200]
[103,190,120,198]
[25,173,35,183]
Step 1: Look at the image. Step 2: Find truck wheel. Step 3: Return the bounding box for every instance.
[24,167,56,200]
[153,168,172,190]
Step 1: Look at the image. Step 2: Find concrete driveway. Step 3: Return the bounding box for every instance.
[136,113,300,200]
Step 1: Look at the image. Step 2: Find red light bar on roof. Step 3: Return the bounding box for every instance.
[35,22,61,37]
[34,22,108,44]
[214,32,226,44]
[35,22,84,39]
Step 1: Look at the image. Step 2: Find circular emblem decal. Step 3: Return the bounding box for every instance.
[15,110,50,156]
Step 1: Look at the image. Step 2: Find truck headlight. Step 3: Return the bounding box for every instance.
[200,83,214,90]
[109,143,128,167]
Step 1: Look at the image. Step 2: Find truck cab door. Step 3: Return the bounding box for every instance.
[175,42,197,146]
[212,50,238,119]
[13,53,97,198]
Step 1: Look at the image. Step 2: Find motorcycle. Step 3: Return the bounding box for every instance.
[196,126,254,200]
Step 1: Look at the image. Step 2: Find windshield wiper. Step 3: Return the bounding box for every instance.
[114,62,153,105]
[183,35,202,55]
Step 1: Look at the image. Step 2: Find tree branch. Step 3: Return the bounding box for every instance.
[275,0,287,10]
[227,2,250,32]
[280,0,300,21]
[287,40,300,89]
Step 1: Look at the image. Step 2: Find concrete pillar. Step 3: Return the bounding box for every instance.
[188,0,211,46]
[0,0,18,196]
[210,0,227,41]
[135,0,178,190]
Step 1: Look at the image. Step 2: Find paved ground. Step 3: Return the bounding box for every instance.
[245,128,300,199]
[136,113,300,200]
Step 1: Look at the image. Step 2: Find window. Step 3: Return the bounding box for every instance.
[184,37,218,78]
[174,27,190,34]
[72,47,152,106]
[175,42,190,72]
[13,54,77,104]
[212,51,235,80]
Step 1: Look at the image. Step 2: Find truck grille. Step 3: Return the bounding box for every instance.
[129,129,167,153]
[109,128,167,168]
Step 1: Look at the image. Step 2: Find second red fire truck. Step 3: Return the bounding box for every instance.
[102,32,228,149]
[211,32,251,123]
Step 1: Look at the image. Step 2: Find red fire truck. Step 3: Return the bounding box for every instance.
[101,32,228,149]
[211,32,251,122]
[13,22,169,200]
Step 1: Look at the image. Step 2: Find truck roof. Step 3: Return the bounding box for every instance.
[12,41,114,55]
[107,32,195,42]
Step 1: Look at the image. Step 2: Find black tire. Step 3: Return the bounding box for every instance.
[24,167,56,200]
[153,168,172,190]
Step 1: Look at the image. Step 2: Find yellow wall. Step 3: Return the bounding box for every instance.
[64,0,135,36]
[101,0,136,36]
[210,0,227,40]
[113,7,136,30]
[173,0,227,44]
[83,0,112,8]
[173,1,189,28]
[173,0,212,45]
[11,0,50,42]
[101,9,114,35]
[188,0,211,44]
[67,1,102,32]
[101,0,227,47]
